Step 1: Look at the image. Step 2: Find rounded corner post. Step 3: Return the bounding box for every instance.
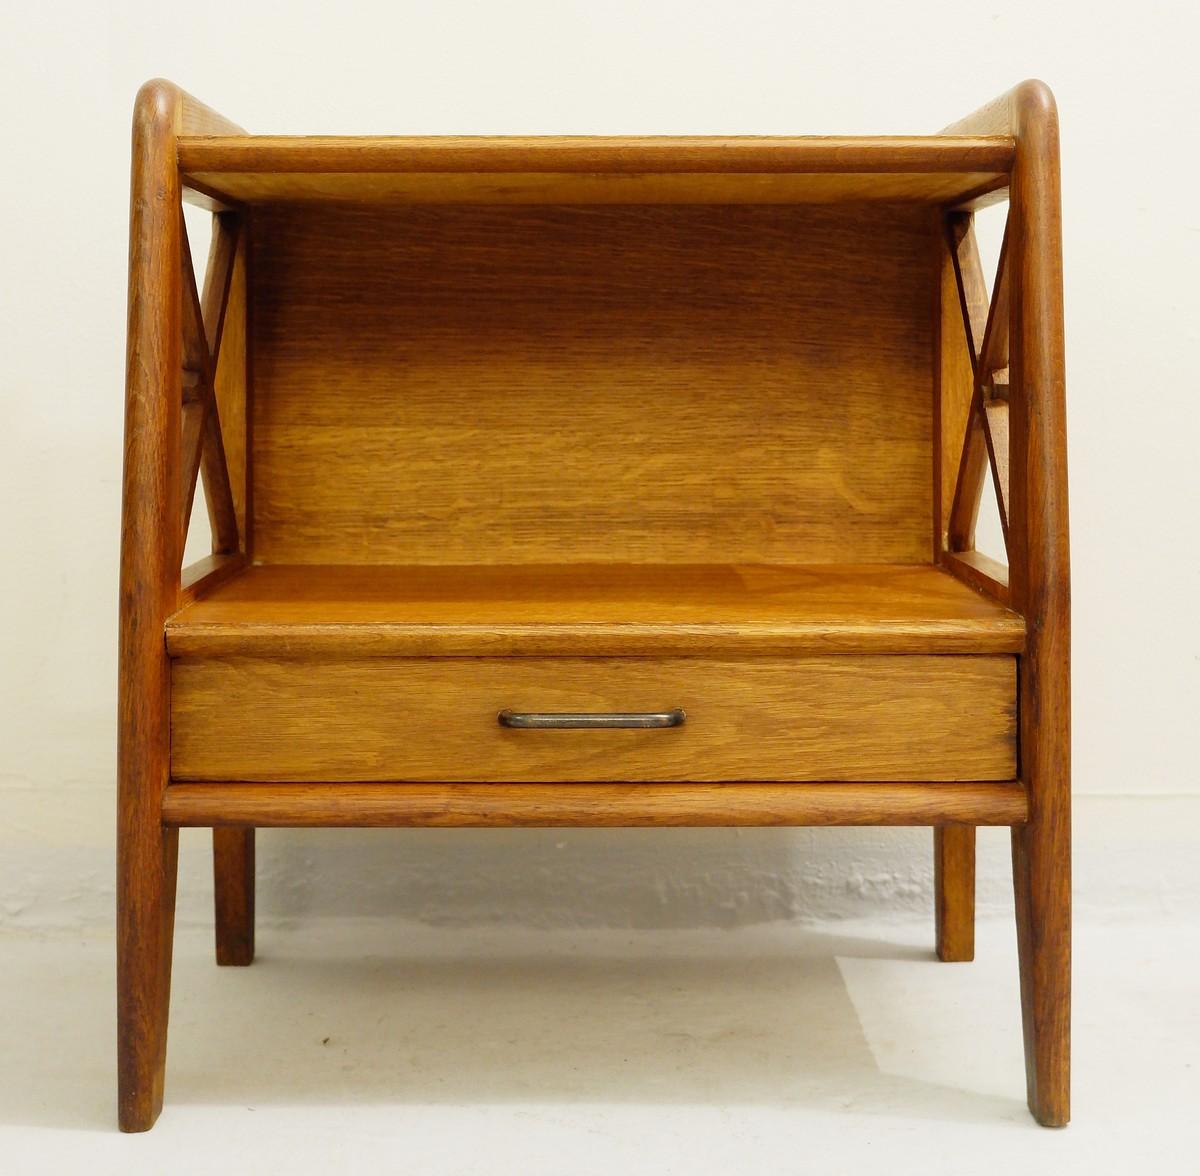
[941,80,1070,1126]
[133,78,183,126]
[1009,79,1071,1129]
[118,79,185,1134]
[1013,79,1059,124]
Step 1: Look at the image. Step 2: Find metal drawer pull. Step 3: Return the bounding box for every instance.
[498,708,686,730]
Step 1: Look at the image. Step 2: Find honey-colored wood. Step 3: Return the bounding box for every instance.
[946,214,989,362]
[180,133,1015,172]
[162,781,1029,828]
[249,204,936,567]
[944,220,999,554]
[179,134,1012,206]
[170,655,1017,784]
[947,79,1071,1129]
[977,225,1012,545]
[936,217,981,552]
[121,79,1068,1129]
[178,218,208,540]
[178,394,206,543]
[119,80,186,1135]
[184,169,1010,206]
[173,89,245,138]
[198,214,240,360]
[179,552,248,607]
[165,563,1025,658]
[942,550,1010,605]
[942,205,1013,560]
[212,227,248,544]
[934,824,976,961]
[983,399,1011,537]
[978,222,1012,381]
[947,394,989,552]
[1008,87,1071,1133]
[179,211,211,377]
[212,829,255,966]
[179,212,240,556]
[119,80,245,1133]
[196,215,241,553]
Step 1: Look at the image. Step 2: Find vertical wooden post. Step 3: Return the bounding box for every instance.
[934,824,976,961]
[944,80,1070,1127]
[118,79,184,1133]
[119,81,247,1131]
[1007,81,1071,1129]
[214,829,256,965]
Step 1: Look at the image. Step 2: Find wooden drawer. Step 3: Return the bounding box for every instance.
[171,656,1016,783]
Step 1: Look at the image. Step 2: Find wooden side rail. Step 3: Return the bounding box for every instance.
[942,80,1071,1128]
[935,145,1014,607]
[162,781,1030,829]
[119,79,248,1133]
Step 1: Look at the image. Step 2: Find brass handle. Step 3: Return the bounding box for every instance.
[497,708,686,730]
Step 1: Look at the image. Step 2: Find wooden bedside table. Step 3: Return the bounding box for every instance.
[118,78,1069,1130]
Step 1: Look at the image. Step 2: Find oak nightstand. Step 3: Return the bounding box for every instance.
[119,78,1069,1130]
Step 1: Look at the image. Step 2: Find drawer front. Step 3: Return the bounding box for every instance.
[171,656,1016,783]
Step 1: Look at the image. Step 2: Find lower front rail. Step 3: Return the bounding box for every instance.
[161,780,1029,827]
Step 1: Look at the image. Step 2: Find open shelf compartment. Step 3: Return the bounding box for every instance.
[168,562,1024,657]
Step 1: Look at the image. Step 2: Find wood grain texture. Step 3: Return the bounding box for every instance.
[180,135,1012,205]
[123,78,1066,1130]
[249,204,936,566]
[165,563,1025,657]
[934,824,976,961]
[179,552,248,607]
[192,213,240,554]
[941,206,1013,561]
[162,781,1029,828]
[948,402,989,552]
[170,655,1017,784]
[178,219,208,538]
[184,170,1009,206]
[936,217,980,553]
[983,398,1011,537]
[942,550,1010,605]
[213,829,255,966]
[119,78,186,1135]
[119,80,244,1134]
[978,220,1012,381]
[948,79,1071,1129]
[172,85,245,138]
[1008,85,1071,1132]
[179,134,1015,172]
[946,214,989,362]
[211,221,248,545]
[977,224,1012,547]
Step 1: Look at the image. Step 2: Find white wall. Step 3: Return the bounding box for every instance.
[2,0,1197,931]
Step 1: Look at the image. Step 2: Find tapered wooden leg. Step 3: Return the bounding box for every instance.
[213,828,256,965]
[1012,817,1071,1126]
[117,826,179,1132]
[934,824,975,962]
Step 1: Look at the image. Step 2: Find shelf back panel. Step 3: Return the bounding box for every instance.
[248,204,935,565]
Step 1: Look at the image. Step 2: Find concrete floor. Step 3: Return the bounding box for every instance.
[1,916,1196,1174]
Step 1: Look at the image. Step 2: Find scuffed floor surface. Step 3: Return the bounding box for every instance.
[1,917,1196,1173]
